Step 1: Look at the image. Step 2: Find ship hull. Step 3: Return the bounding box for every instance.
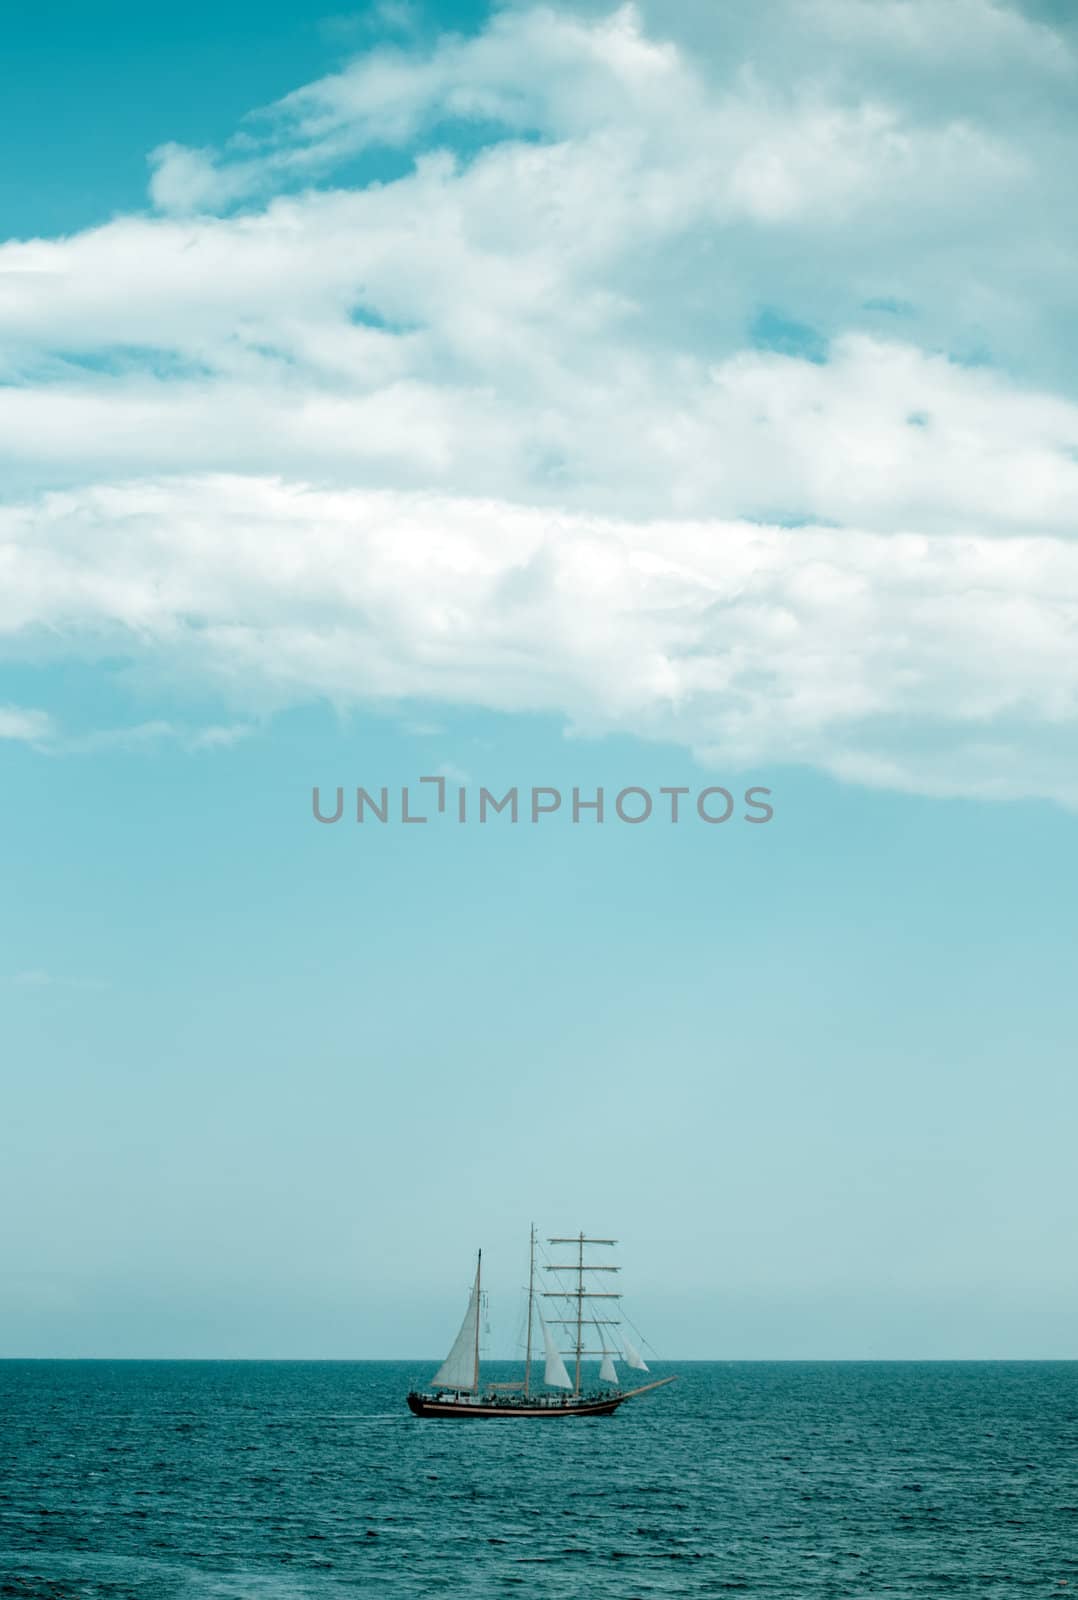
[406,1391,623,1418]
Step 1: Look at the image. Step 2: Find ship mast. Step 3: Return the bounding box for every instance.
[545,1234,619,1397]
[473,1249,482,1393]
[429,1247,485,1394]
[575,1233,583,1395]
[524,1225,535,1398]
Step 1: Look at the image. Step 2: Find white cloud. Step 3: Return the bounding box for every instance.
[2,970,106,991]
[143,0,1059,217]
[3,475,1078,804]
[0,709,253,755]
[54,720,255,755]
[147,144,253,216]
[0,330,1074,533]
[2,2,1077,801]
[0,706,55,744]
[801,0,1071,69]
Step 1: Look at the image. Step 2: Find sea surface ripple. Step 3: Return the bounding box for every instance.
[1,1360,1076,1598]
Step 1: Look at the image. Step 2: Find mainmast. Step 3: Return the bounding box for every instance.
[544,1233,620,1396]
[575,1233,583,1395]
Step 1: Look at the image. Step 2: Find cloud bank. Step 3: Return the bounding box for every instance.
[1,1,1077,801]
[5,476,1078,803]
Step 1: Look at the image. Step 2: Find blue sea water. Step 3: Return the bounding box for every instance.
[0,1361,1075,1598]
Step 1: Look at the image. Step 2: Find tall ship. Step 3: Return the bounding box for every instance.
[406,1228,677,1418]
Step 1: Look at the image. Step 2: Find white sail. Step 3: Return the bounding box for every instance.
[432,1268,480,1390]
[599,1349,619,1385]
[540,1310,573,1389]
[622,1337,649,1372]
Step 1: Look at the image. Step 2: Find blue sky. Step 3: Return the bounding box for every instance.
[0,1,492,233]
[1,0,1077,1359]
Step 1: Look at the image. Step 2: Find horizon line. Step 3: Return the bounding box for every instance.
[3,1355,1076,1364]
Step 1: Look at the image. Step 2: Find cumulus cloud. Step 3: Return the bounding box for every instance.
[1,328,1076,532]
[3,476,1078,803]
[1,1,1077,800]
[142,1,1056,215]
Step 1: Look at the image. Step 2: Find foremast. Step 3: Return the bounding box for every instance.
[524,1224,536,1398]
[430,1249,482,1393]
[474,1249,481,1390]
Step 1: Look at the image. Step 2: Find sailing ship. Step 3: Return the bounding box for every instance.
[406,1228,677,1418]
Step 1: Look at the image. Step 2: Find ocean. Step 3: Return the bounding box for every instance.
[1,1360,1075,1598]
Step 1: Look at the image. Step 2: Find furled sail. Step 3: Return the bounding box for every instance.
[599,1348,619,1385]
[622,1337,649,1372]
[432,1268,480,1390]
[540,1310,572,1389]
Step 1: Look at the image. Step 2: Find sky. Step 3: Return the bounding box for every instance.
[1,0,1076,1361]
